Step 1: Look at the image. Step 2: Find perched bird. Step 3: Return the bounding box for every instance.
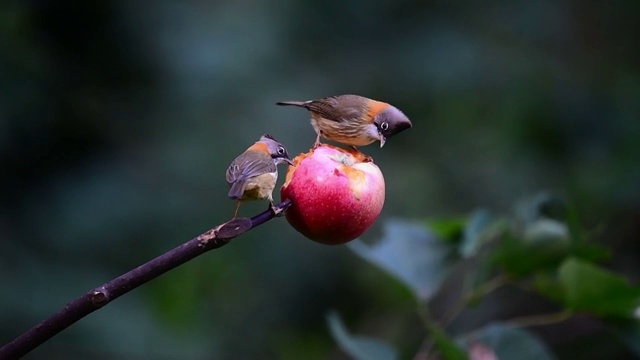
[276,94,412,149]
[226,134,293,219]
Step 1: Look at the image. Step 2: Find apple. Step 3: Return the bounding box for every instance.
[280,144,385,245]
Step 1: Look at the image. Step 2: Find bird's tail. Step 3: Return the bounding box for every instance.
[227,181,245,200]
[276,100,308,107]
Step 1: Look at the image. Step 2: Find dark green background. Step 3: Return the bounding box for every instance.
[1,1,638,359]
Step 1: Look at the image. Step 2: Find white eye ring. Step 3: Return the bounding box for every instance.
[277,146,286,155]
[380,122,389,131]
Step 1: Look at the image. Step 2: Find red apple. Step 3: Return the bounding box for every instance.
[280,144,385,245]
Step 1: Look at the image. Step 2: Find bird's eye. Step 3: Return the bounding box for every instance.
[277,146,286,155]
[380,122,389,131]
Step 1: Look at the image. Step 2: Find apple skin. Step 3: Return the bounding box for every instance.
[280,144,385,245]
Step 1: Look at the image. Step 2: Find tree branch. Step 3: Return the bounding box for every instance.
[0,200,292,359]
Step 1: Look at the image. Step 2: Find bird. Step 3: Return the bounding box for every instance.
[226,134,293,219]
[276,94,412,149]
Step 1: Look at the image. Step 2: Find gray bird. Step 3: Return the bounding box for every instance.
[226,134,293,218]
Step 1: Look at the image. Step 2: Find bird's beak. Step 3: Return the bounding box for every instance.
[379,135,386,148]
[284,158,294,166]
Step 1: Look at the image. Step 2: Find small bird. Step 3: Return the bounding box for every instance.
[276,94,412,149]
[226,134,293,219]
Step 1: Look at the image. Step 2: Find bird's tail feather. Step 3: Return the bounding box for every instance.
[228,181,245,200]
[276,100,307,107]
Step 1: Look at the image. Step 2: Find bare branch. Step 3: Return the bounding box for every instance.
[0,200,292,359]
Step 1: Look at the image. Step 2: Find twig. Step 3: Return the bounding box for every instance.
[441,274,511,327]
[502,310,573,328]
[459,310,574,344]
[412,274,510,359]
[0,200,292,359]
[414,299,437,359]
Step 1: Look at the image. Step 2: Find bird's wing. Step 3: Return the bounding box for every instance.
[226,150,276,185]
[304,95,368,123]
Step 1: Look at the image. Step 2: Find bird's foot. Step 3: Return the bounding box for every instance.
[312,133,324,149]
[269,203,285,217]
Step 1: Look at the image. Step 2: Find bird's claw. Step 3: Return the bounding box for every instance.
[270,205,285,217]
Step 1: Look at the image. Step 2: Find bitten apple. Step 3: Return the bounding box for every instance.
[280,144,385,245]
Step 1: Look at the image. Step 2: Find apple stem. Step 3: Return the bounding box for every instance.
[0,199,293,359]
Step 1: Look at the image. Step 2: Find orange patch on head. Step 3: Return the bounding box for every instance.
[246,141,270,154]
[366,100,391,120]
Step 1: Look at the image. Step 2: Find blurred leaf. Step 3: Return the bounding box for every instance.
[492,196,572,277]
[515,192,565,226]
[559,258,640,318]
[494,192,611,278]
[426,217,466,243]
[492,233,569,277]
[348,219,456,300]
[492,222,608,278]
[568,242,611,263]
[460,209,493,258]
[457,323,555,360]
[425,321,468,360]
[522,218,569,244]
[532,272,565,304]
[326,311,398,360]
[563,198,594,245]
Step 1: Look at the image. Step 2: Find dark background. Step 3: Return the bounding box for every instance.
[1,1,639,359]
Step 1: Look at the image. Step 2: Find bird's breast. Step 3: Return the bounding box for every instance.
[240,172,277,201]
[312,116,379,146]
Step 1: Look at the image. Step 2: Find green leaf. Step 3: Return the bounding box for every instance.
[533,272,565,304]
[492,233,569,277]
[348,219,456,300]
[326,311,398,360]
[457,323,555,360]
[426,217,466,243]
[493,193,610,278]
[569,242,611,263]
[460,209,492,257]
[426,322,468,360]
[558,258,640,318]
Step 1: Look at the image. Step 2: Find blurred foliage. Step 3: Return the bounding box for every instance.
[1,0,639,359]
[331,195,640,358]
[326,311,398,360]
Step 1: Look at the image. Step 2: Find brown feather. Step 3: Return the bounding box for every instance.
[303,95,370,123]
[277,94,409,147]
[226,150,277,200]
[278,95,371,123]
